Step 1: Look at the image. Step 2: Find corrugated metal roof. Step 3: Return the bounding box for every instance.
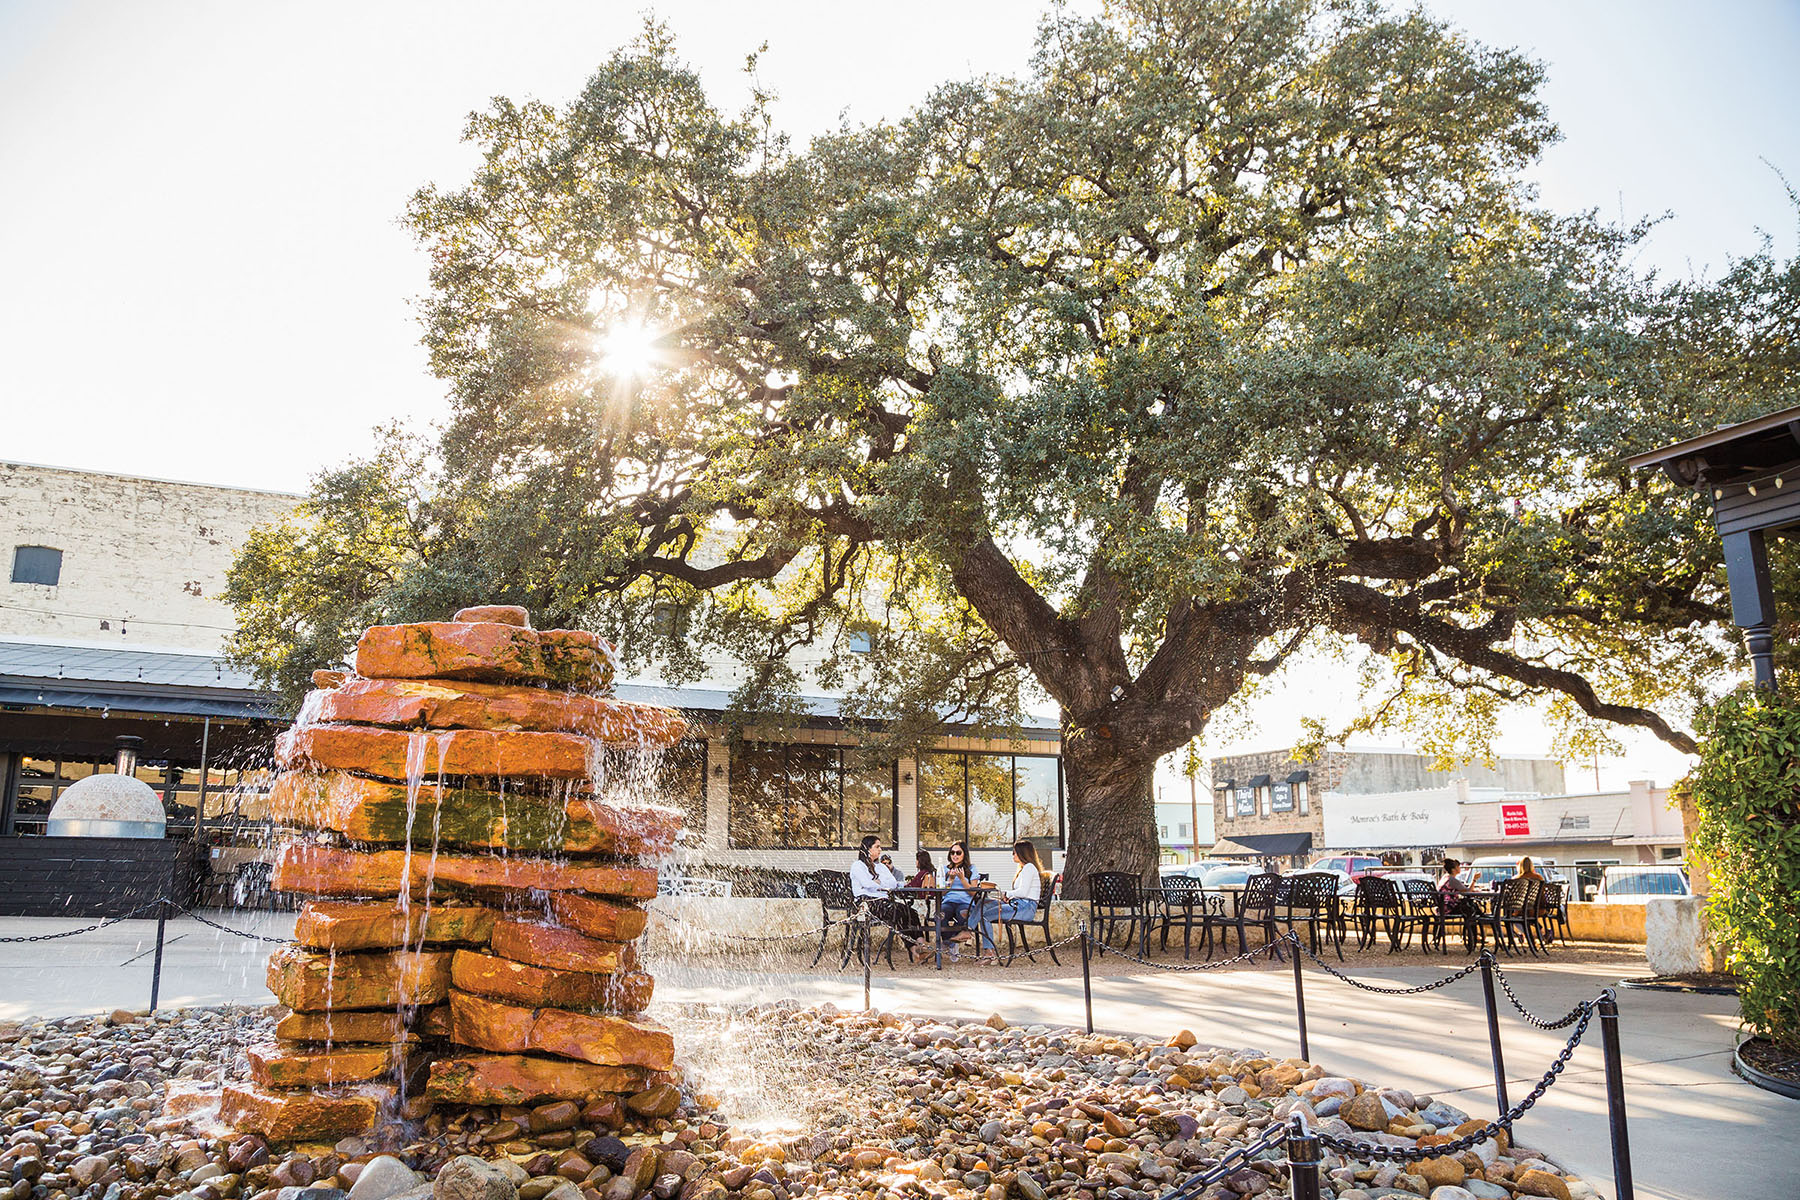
[0,640,261,690]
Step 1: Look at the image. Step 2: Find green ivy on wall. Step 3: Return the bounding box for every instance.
[1690,687,1800,1051]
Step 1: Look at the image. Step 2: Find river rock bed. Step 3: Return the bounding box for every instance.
[1,1003,1597,1200]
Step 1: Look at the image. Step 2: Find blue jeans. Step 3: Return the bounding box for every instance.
[971,896,1037,953]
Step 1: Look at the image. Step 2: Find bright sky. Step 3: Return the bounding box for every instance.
[4,0,1795,798]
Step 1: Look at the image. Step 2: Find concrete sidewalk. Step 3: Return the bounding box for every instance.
[3,912,1793,1200]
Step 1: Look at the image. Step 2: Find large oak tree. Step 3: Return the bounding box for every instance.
[228,0,1798,887]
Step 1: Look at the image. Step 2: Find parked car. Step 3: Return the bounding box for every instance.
[1467,855,1570,890]
[1159,859,1235,880]
[1285,866,1357,897]
[1584,864,1691,903]
[1200,864,1254,889]
[1304,855,1384,878]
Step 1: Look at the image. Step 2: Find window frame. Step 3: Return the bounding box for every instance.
[726,742,897,850]
[916,750,1065,850]
[10,545,62,586]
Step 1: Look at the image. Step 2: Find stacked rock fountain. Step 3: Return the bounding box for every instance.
[221,605,687,1141]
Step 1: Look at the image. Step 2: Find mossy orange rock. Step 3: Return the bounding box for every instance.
[268,771,680,857]
[425,1054,648,1106]
[314,677,685,745]
[489,918,638,974]
[247,1043,402,1089]
[275,725,595,780]
[292,900,498,951]
[221,1082,389,1139]
[271,844,658,901]
[272,1007,440,1045]
[450,951,654,1013]
[354,622,614,690]
[448,992,675,1069]
[266,945,452,1012]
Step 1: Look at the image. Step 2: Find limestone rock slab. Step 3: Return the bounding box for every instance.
[450,951,653,1013]
[269,771,679,857]
[275,725,595,781]
[220,1082,389,1140]
[448,992,674,1069]
[266,945,452,1012]
[425,1054,647,1105]
[490,919,638,975]
[272,844,658,902]
[293,901,498,952]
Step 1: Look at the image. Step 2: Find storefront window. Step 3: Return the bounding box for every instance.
[917,754,965,846]
[653,740,708,835]
[729,743,895,849]
[917,751,1064,848]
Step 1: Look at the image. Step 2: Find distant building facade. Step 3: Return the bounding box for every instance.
[1210,746,1567,864]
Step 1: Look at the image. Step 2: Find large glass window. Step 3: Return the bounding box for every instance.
[653,740,708,835]
[3,754,270,837]
[728,743,895,849]
[917,752,1063,848]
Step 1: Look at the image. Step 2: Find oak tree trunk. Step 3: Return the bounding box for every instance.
[1059,717,1160,900]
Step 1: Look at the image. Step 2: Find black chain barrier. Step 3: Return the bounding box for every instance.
[1292,937,1486,994]
[1315,999,1598,1163]
[169,902,295,945]
[0,897,172,942]
[1159,1121,1289,1200]
[1489,960,1592,1030]
[1090,932,1295,972]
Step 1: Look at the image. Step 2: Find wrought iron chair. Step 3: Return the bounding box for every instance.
[1537,881,1572,946]
[1398,877,1447,952]
[1153,874,1205,959]
[806,869,858,967]
[1353,874,1405,951]
[1086,871,1146,952]
[1001,872,1061,966]
[1283,872,1344,960]
[1221,872,1287,960]
[1483,876,1548,956]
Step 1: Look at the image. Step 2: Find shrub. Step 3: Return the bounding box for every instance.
[1689,687,1800,1050]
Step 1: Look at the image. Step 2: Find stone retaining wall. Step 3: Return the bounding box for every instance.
[1565,901,1646,943]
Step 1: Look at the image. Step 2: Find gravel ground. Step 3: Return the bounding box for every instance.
[0,1001,1601,1200]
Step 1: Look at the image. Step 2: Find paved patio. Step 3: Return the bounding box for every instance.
[2,911,1792,1200]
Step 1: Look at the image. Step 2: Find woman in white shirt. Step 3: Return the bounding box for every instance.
[850,835,926,960]
[970,840,1044,963]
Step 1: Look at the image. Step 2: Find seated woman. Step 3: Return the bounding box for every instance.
[849,836,927,961]
[970,840,1044,964]
[907,850,937,890]
[938,841,979,954]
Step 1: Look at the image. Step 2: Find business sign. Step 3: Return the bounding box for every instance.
[1501,804,1531,836]
[1234,786,1257,816]
[1271,782,1294,812]
[1322,789,1462,849]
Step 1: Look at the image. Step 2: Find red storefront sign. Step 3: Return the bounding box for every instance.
[1501,804,1531,837]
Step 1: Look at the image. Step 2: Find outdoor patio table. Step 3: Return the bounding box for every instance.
[891,883,998,969]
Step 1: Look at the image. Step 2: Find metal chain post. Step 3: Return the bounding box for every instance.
[1079,918,1093,1033]
[1598,990,1635,1200]
[1479,951,1511,1118]
[1286,1113,1323,1200]
[148,898,169,1013]
[1291,933,1309,1061]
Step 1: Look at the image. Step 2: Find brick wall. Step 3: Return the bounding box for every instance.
[0,461,298,654]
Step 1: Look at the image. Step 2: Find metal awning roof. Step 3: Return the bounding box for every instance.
[1210,832,1313,857]
[0,641,275,719]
